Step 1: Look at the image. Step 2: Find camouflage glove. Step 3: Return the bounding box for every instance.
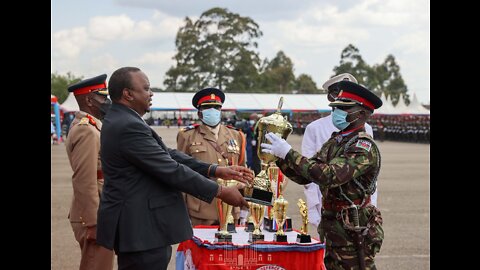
[261,132,292,159]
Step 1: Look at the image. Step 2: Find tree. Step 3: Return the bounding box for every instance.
[164,8,262,92]
[260,51,295,93]
[294,74,318,94]
[380,54,409,105]
[333,44,371,87]
[51,72,83,103]
[226,48,261,92]
[332,45,409,105]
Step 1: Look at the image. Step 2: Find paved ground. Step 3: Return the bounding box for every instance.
[51,126,429,269]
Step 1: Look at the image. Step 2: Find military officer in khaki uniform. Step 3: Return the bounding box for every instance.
[177,87,247,226]
[65,74,114,270]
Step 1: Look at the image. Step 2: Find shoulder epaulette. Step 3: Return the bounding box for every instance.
[181,124,200,132]
[226,125,240,131]
[358,131,373,140]
[78,117,89,125]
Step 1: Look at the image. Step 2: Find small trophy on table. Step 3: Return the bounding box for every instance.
[263,165,292,232]
[273,188,289,242]
[214,179,237,243]
[248,202,265,243]
[296,199,312,243]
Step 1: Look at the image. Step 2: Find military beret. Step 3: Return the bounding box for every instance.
[68,74,108,96]
[329,81,382,111]
[322,73,357,92]
[192,87,225,109]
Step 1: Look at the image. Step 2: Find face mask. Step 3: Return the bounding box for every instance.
[331,108,361,130]
[249,120,255,126]
[201,108,221,126]
[100,98,112,118]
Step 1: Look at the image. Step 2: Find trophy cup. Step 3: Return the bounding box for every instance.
[296,199,312,243]
[273,191,289,242]
[243,97,293,206]
[248,202,265,243]
[214,179,237,243]
[264,166,292,232]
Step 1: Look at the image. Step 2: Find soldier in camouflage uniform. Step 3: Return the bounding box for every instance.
[262,80,384,270]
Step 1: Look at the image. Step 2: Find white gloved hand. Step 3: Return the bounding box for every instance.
[260,132,292,159]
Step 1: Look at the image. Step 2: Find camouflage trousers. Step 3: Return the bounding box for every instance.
[318,205,384,270]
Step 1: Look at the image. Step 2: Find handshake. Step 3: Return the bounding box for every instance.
[212,165,254,208]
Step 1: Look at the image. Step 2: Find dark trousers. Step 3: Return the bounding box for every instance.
[117,246,172,270]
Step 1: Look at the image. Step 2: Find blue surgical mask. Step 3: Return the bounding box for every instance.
[332,108,362,130]
[332,108,349,130]
[201,108,221,126]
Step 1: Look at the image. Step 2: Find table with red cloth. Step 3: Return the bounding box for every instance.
[176,225,325,270]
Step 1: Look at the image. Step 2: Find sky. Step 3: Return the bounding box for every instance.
[51,0,430,104]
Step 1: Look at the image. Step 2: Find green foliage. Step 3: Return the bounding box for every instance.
[163,8,409,98]
[294,74,319,94]
[259,51,296,93]
[51,72,83,103]
[164,8,263,92]
[333,44,409,105]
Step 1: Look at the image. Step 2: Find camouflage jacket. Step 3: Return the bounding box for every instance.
[277,129,380,204]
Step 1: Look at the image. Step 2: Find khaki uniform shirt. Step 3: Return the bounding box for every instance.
[66,111,103,227]
[177,124,246,221]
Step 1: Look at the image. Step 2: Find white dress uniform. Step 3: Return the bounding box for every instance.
[301,114,377,230]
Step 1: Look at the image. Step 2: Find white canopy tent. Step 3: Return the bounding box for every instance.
[60,91,429,115]
[374,93,396,115]
[150,92,331,112]
[393,94,409,114]
[374,93,430,115]
[60,92,79,112]
[407,93,430,115]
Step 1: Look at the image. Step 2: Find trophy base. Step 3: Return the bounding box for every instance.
[263,217,293,232]
[248,233,265,243]
[227,223,237,233]
[296,233,312,243]
[273,234,288,242]
[244,222,255,232]
[214,233,232,243]
[243,188,273,206]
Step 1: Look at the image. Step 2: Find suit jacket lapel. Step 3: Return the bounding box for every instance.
[150,128,168,151]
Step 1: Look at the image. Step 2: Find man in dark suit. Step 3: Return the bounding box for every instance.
[97,66,254,270]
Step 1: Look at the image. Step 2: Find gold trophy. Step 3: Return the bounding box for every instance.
[214,179,237,242]
[264,166,292,232]
[296,199,312,243]
[248,202,265,243]
[273,188,289,242]
[243,97,293,206]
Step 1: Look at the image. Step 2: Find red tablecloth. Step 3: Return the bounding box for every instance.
[176,226,325,270]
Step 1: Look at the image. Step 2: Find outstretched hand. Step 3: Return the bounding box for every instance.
[216,165,254,186]
[260,132,292,159]
[217,184,249,208]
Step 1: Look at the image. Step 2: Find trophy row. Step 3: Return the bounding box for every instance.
[214,97,311,244]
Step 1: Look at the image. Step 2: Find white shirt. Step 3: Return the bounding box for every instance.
[301,114,377,227]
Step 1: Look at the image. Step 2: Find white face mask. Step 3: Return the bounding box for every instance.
[201,108,221,126]
[249,120,255,126]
